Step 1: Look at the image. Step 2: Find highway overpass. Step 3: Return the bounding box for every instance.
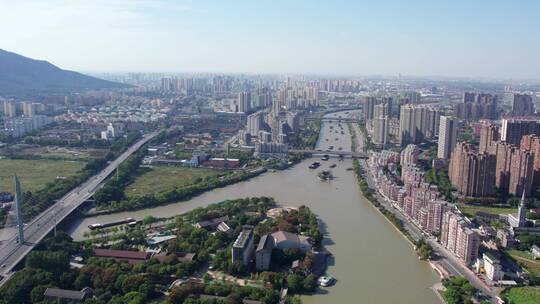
[304,117,358,123]
[0,132,158,284]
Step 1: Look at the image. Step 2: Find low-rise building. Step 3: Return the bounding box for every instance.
[93,249,150,264]
[44,287,93,303]
[195,216,229,230]
[496,229,515,248]
[483,252,504,281]
[201,158,240,169]
[271,231,312,252]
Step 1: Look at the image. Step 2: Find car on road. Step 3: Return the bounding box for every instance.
[1,264,6,268]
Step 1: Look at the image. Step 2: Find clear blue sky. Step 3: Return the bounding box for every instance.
[1,0,539,79]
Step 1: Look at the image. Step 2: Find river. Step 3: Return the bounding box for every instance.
[63,110,441,303]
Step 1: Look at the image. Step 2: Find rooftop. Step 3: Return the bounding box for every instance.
[44,287,92,301]
[233,228,253,249]
[195,215,229,229]
[93,248,149,260]
[271,231,311,246]
[256,234,274,252]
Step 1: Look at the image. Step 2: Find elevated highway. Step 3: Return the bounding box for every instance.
[0,132,158,283]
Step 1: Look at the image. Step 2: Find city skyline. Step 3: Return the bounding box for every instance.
[1,0,540,79]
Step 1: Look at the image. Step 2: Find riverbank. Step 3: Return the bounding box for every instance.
[352,159,416,246]
[86,153,310,216]
[86,167,267,216]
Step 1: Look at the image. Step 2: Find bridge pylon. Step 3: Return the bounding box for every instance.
[14,176,24,244]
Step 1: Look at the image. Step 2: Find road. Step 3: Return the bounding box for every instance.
[0,132,158,281]
[349,125,498,303]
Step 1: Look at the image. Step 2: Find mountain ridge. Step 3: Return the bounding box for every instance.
[0,49,131,95]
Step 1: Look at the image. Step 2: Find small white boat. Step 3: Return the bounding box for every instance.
[318,275,335,287]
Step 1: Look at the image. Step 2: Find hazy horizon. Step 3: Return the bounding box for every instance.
[2,0,540,80]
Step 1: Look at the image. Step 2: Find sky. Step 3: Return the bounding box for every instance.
[1,0,540,79]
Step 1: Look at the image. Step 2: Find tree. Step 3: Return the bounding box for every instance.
[122,291,146,304]
[74,272,92,290]
[30,285,49,303]
[225,293,243,304]
[302,274,318,292]
[442,276,477,304]
[286,274,303,293]
[26,251,70,275]
[143,215,158,225]
[415,239,434,260]
[0,268,54,303]
[168,283,202,304]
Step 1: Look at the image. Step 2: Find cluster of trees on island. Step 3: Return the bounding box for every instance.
[1,197,325,303]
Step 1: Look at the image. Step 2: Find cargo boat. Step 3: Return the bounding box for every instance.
[88,217,137,230]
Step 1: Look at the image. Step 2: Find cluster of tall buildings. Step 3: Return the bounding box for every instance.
[512,94,535,116]
[484,122,539,196]
[242,95,301,155]
[362,94,434,148]
[398,104,440,146]
[453,92,497,120]
[442,92,538,198]
[3,115,53,138]
[319,79,365,92]
[500,117,540,145]
[160,77,213,94]
[2,100,53,138]
[231,84,319,116]
[2,100,47,117]
[449,142,496,197]
[232,88,273,114]
[449,116,540,197]
[276,84,320,109]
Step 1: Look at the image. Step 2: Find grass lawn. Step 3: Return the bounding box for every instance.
[507,250,540,277]
[0,158,85,193]
[457,203,517,218]
[505,287,540,304]
[126,165,222,198]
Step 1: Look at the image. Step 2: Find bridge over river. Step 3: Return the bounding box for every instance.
[288,149,367,158]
